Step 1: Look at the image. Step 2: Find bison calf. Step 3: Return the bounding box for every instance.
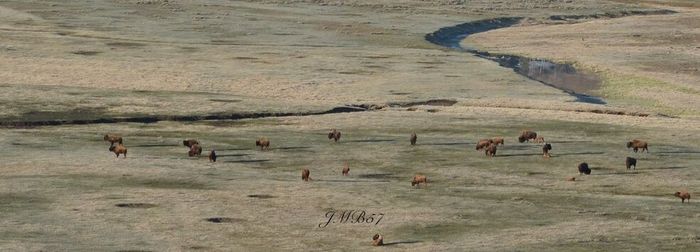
[542,143,552,158]
[410,132,417,145]
[109,144,127,158]
[627,139,648,153]
[412,175,427,187]
[485,143,497,157]
[302,168,311,181]
[342,162,349,176]
[578,162,591,175]
[104,134,123,146]
[534,136,545,144]
[674,191,691,203]
[625,157,636,170]
[372,234,384,246]
[491,137,504,145]
[209,150,217,162]
[256,137,270,151]
[518,130,537,143]
[328,129,341,142]
[476,139,493,150]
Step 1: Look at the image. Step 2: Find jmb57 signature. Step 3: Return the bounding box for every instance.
[319,209,384,228]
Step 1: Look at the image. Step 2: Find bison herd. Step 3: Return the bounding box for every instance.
[103,129,690,205]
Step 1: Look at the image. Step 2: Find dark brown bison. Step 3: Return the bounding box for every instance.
[542,143,552,158]
[625,157,636,170]
[518,130,537,143]
[412,175,427,187]
[342,162,349,176]
[476,139,493,150]
[188,144,202,157]
[109,144,127,158]
[372,234,384,246]
[627,139,648,153]
[302,168,311,181]
[674,191,690,203]
[578,162,591,175]
[183,139,199,148]
[491,137,504,145]
[104,134,123,146]
[256,137,270,151]
[410,132,417,145]
[485,143,497,157]
[209,150,217,162]
[328,129,341,142]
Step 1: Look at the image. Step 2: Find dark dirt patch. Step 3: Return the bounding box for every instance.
[115,203,157,209]
[358,173,398,179]
[105,42,146,47]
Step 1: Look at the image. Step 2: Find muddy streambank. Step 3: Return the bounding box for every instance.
[425,9,676,105]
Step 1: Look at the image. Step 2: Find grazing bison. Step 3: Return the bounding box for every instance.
[109,144,127,158]
[674,191,691,203]
[491,137,504,145]
[256,137,270,151]
[578,162,591,175]
[534,136,545,144]
[566,177,576,181]
[342,162,349,176]
[412,175,427,187]
[518,130,537,143]
[410,132,417,145]
[542,143,552,158]
[328,129,341,142]
[302,168,311,181]
[627,139,648,153]
[188,144,202,157]
[183,139,199,148]
[372,234,384,246]
[476,139,493,150]
[104,134,123,146]
[485,143,497,157]
[209,150,217,162]
[625,157,636,170]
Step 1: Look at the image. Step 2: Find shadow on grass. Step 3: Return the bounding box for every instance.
[384,240,422,246]
[223,159,270,163]
[357,173,398,179]
[129,144,177,147]
[216,154,250,157]
[642,166,687,170]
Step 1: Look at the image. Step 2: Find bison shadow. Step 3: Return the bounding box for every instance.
[216,154,250,157]
[642,166,687,170]
[222,159,270,163]
[384,240,422,246]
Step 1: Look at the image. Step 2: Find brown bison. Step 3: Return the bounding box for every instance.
[542,143,552,158]
[476,139,493,150]
[534,136,545,144]
[209,150,217,162]
[674,191,691,203]
[188,144,202,157]
[412,174,427,187]
[372,234,384,246]
[627,139,648,153]
[625,157,636,170]
[104,134,123,146]
[578,162,591,175]
[491,137,504,145]
[109,144,127,158]
[410,132,417,146]
[566,177,576,181]
[256,137,270,151]
[302,168,311,181]
[328,129,341,142]
[485,143,497,157]
[342,162,349,176]
[183,139,199,148]
[518,130,537,143]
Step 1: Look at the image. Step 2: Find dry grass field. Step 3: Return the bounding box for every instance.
[1,0,698,251]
